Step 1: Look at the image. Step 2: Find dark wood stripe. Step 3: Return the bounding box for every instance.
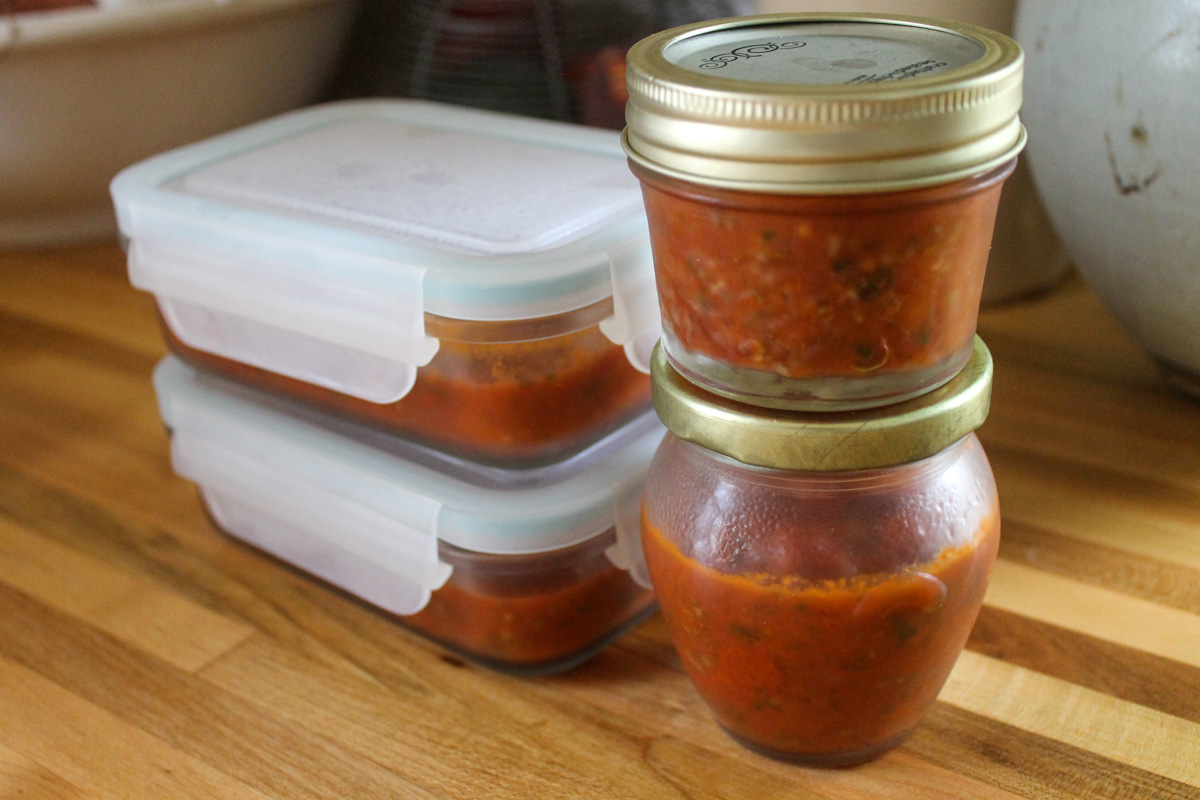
[997,517,1200,617]
[987,444,1200,517]
[0,306,161,378]
[0,582,440,800]
[208,634,839,800]
[909,702,1200,800]
[0,459,496,694]
[0,463,236,616]
[554,635,1029,800]
[610,600,1200,796]
[0,753,87,800]
[606,614,683,672]
[968,606,1200,725]
[982,325,1191,422]
[0,579,832,800]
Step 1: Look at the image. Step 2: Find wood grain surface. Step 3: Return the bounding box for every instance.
[2,242,1198,799]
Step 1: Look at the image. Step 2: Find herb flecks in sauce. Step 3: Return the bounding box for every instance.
[642,506,999,762]
[634,163,1011,396]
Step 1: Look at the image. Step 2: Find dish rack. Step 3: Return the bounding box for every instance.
[334,0,753,128]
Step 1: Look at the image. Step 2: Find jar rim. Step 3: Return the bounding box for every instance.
[623,13,1026,194]
[650,336,993,471]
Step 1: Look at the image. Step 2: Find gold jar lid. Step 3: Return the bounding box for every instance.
[623,13,1025,194]
[651,336,993,471]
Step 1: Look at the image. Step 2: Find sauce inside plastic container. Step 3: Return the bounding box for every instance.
[404,534,656,674]
[634,161,1012,409]
[153,354,664,677]
[161,316,651,467]
[113,100,661,467]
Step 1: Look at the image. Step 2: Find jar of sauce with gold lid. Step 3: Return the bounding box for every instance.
[639,336,1000,765]
[624,14,1025,410]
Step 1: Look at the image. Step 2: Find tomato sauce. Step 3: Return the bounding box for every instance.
[161,319,651,466]
[641,505,999,764]
[402,542,656,674]
[633,162,1013,406]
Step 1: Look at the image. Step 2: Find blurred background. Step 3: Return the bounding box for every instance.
[6,0,1199,394]
[0,0,1064,305]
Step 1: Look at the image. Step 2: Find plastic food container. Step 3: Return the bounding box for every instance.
[640,337,999,764]
[112,99,660,467]
[153,355,661,676]
[623,14,1025,410]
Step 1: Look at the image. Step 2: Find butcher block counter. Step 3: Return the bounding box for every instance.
[2,241,1198,800]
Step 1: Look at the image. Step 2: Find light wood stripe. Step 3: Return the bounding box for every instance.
[564,622,1029,800]
[0,658,271,800]
[996,519,1200,617]
[995,466,1200,572]
[200,633,779,800]
[941,650,1200,787]
[0,516,252,672]
[909,701,1198,800]
[986,559,1200,668]
[979,393,1200,494]
[977,277,1161,388]
[0,740,92,800]
[0,584,447,800]
[982,379,1200,493]
[204,632,1026,800]
[0,244,162,357]
[968,606,1200,724]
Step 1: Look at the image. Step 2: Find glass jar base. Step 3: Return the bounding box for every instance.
[718,723,916,767]
[664,342,969,412]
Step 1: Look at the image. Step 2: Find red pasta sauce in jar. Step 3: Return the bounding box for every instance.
[633,162,1011,407]
[640,338,1000,765]
[623,13,1026,410]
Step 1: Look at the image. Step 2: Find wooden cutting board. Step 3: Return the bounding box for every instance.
[1,242,1197,799]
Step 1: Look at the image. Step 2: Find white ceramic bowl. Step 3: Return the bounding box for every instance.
[0,0,358,247]
[1015,0,1200,398]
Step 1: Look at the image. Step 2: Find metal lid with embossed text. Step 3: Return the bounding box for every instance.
[623,13,1025,193]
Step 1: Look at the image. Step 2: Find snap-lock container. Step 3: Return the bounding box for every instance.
[641,337,999,764]
[153,355,661,676]
[623,14,1025,410]
[112,99,661,467]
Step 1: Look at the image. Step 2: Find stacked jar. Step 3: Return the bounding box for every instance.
[624,13,1023,765]
[112,99,667,676]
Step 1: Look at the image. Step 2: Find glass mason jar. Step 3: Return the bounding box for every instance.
[640,337,999,765]
[623,13,1026,410]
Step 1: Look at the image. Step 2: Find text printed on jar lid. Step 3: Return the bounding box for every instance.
[623,13,1026,193]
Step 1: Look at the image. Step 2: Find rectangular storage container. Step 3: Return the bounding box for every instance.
[114,99,661,467]
[153,356,661,675]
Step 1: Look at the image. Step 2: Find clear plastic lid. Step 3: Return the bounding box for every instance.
[153,356,662,614]
[113,100,660,401]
